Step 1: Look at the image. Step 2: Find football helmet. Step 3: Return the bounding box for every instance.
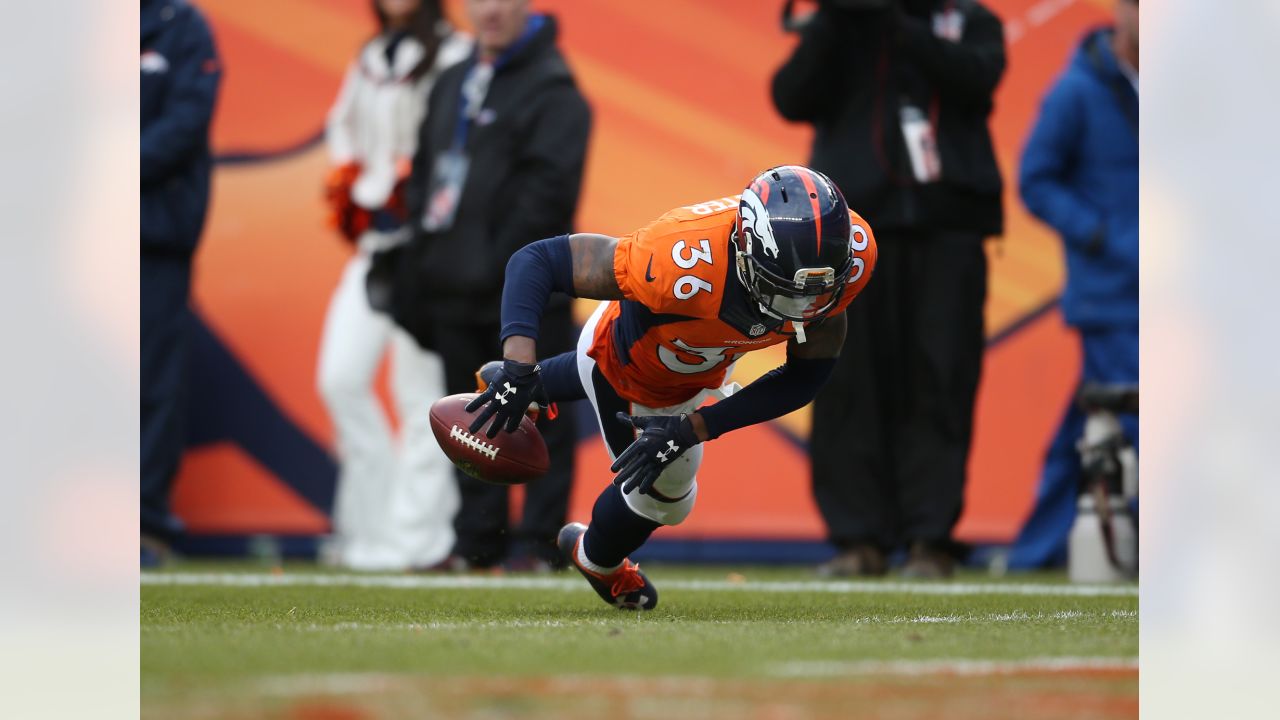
[731,165,856,323]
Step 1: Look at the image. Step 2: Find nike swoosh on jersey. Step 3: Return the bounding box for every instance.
[645,256,656,282]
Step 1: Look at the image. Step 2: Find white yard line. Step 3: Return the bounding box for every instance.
[144,608,1134,635]
[142,572,1137,597]
[145,618,579,633]
[251,655,1137,698]
[257,673,400,697]
[772,656,1138,677]
[880,609,1136,624]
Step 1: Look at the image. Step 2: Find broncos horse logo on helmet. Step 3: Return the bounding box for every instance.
[738,186,781,259]
[731,165,857,324]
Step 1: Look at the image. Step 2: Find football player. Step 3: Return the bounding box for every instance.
[466,165,877,609]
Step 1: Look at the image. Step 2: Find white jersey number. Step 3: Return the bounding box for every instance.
[673,276,713,300]
[847,222,870,285]
[671,238,715,300]
[672,238,714,269]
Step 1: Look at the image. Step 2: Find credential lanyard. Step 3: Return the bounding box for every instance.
[871,0,955,186]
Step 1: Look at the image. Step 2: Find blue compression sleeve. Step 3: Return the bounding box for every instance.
[500,235,575,342]
[698,356,837,440]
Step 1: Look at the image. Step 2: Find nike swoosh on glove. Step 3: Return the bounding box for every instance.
[610,412,700,496]
[466,359,546,438]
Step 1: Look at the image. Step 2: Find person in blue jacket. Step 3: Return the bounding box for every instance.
[141,0,221,566]
[1008,0,1138,569]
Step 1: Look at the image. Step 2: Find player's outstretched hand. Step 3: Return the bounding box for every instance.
[466,359,545,438]
[611,413,701,496]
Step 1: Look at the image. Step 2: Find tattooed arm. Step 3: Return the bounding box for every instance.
[567,233,625,300]
[499,233,622,363]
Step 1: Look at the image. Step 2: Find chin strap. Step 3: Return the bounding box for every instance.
[752,297,808,343]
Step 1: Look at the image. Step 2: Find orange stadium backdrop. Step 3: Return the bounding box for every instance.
[171,0,1112,554]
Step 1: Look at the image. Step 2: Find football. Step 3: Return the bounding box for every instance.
[429,393,549,485]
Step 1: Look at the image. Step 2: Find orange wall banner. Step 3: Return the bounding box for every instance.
[173,0,1110,547]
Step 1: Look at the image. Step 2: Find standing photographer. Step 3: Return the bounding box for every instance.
[773,0,1005,578]
[1008,0,1139,570]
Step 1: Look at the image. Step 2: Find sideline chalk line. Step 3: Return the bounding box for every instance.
[250,656,1138,698]
[144,609,1136,635]
[142,572,1137,597]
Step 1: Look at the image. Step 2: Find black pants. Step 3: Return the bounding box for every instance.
[431,306,578,567]
[141,252,193,541]
[810,230,986,551]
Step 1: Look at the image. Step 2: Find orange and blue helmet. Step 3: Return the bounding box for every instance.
[731,165,855,323]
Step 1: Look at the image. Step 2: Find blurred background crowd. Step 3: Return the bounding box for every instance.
[141,0,1138,578]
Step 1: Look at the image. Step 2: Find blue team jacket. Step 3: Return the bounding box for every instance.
[141,0,221,254]
[1019,28,1138,330]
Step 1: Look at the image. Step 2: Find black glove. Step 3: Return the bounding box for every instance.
[465,359,545,438]
[610,413,701,496]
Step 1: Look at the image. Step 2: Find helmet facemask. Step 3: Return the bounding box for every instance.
[731,229,852,323]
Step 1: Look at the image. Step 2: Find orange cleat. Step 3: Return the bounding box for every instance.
[557,522,658,610]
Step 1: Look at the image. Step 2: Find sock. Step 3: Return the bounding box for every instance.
[577,539,618,575]
[581,484,661,570]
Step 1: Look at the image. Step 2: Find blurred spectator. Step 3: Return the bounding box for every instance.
[141,0,221,567]
[317,0,471,571]
[1008,0,1139,569]
[773,0,1005,578]
[390,0,590,570]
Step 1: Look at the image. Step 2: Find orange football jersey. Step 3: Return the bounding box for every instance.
[587,197,878,408]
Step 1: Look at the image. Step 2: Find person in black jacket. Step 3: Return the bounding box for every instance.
[140,0,221,566]
[772,0,1005,578]
[392,0,591,570]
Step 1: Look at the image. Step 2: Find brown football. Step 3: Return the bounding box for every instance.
[429,393,549,485]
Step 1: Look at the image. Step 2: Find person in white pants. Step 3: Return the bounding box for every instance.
[317,0,471,570]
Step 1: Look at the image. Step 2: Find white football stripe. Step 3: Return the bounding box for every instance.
[449,424,499,460]
[142,572,1137,597]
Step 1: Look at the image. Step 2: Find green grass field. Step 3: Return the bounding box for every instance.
[142,562,1137,720]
